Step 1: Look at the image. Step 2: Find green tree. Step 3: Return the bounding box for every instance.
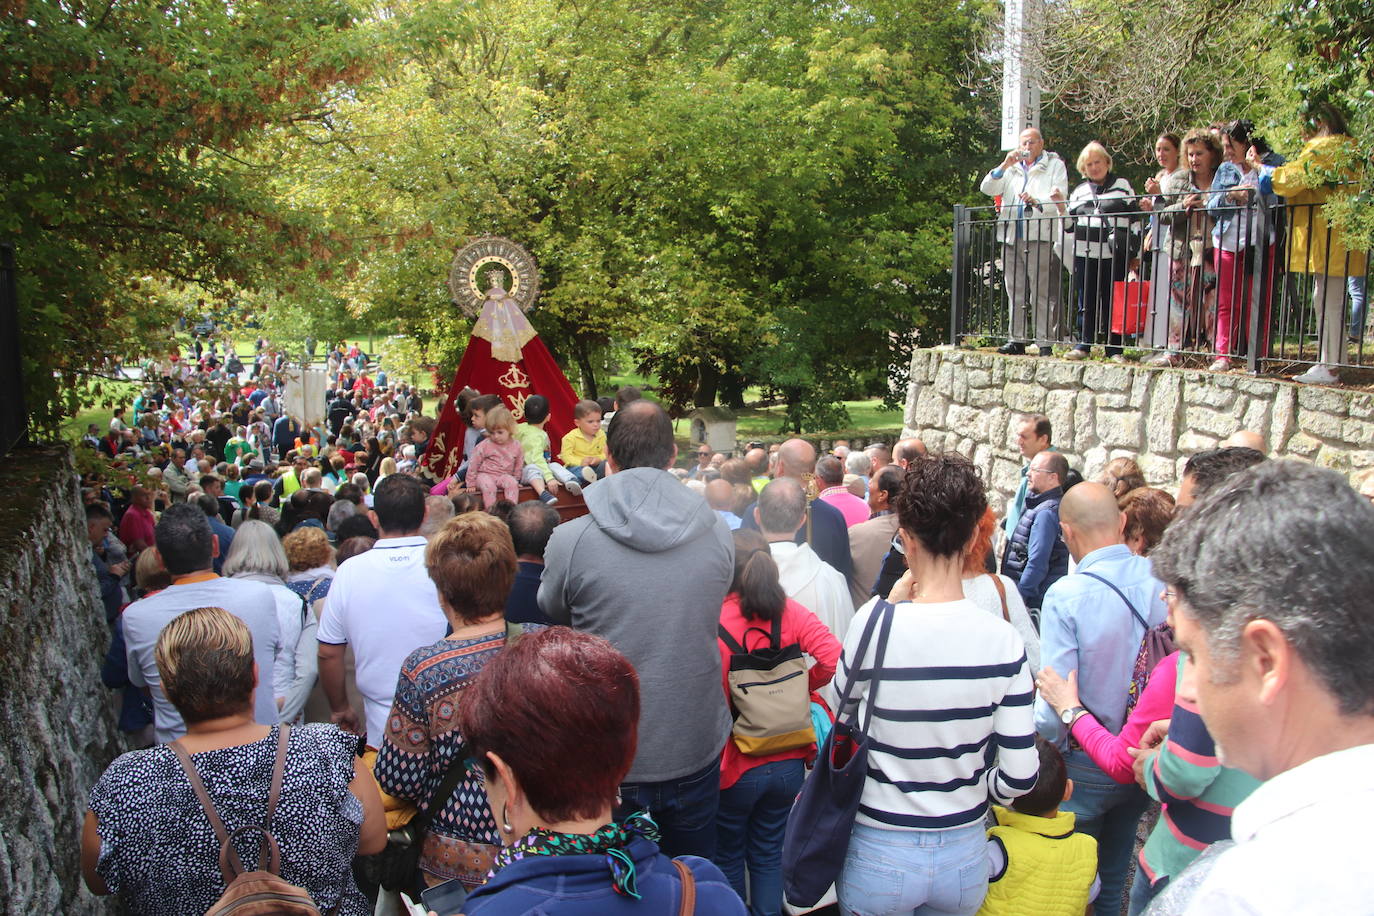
[2,0,376,433]
[268,0,988,428]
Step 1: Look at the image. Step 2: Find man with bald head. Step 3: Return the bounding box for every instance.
[744,447,769,493]
[1001,450,1069,610]
[740,438,852,580]
[756,478,854,639]
[1220,429,1265,452]
[704,478,742,529]
[891,436,927,469]
[981,126,1068,353]
[1035,481,1168,914]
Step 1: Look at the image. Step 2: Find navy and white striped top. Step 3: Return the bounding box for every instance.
[836,597,1040,830]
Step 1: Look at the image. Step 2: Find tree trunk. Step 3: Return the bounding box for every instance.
[572,339,598,399]
[784,387,804,433]
[719,369,747,409]
[693,362,719,408]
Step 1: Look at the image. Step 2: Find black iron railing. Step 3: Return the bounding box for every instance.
[951,192,1371,372]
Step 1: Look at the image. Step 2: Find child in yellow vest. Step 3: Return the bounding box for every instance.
[558,399,607,484]
[978,738,1099,916]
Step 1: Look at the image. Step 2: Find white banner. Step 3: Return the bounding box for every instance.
[1001,0,1041,150]
[282,367,327,430]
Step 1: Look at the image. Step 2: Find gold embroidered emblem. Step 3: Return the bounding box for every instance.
[498,363,530,389]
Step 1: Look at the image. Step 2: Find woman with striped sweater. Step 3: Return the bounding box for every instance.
[834,454,1040,916]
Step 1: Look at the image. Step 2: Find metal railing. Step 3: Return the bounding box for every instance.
[951,191,1371,372]
[0,245,27,456]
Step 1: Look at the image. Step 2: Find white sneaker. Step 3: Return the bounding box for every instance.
[1208,357,1232,372]
[1293,364,1339,385]
[564,478,583,496]
[581,466,598,484]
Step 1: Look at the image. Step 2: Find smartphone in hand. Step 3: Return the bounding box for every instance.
[420,878,469,916]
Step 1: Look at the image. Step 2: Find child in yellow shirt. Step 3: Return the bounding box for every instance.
[559,399,607,484]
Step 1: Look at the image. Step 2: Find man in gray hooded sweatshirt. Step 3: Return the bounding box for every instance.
[538,398,734,859]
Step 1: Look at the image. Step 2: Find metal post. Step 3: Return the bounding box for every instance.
[951,205,968,346]
[1247,202,1268,375]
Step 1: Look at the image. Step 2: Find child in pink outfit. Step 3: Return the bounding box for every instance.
[466,405,524,508]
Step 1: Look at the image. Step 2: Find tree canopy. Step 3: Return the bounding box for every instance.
[7,0,1365,434]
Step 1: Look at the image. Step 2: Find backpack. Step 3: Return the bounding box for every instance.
[170,725,333,915]
[1080,572,1177,716]
[718,617,815,756]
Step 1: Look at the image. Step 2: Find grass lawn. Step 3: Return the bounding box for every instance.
[729,399,904,440]
[61,379,141,440]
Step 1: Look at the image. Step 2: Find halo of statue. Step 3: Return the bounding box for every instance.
[448,236,541,318]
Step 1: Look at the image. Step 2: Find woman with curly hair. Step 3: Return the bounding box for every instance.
[834,454,1039,916]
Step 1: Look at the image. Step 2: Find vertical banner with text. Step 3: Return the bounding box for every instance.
[1001,0,1041,150]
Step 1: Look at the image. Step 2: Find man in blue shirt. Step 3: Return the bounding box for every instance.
[1034,481,1167,915]
[1001,449,1069,609]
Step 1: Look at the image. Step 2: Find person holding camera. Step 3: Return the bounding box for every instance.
[981,127,1070,355]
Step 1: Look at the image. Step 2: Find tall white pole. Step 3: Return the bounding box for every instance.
[1001,0,1041,150]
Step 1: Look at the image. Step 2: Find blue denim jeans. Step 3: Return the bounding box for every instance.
[618,759,721,860]
[837,820,988,916]
[1127,868,1164,916]
[1062,749,1150,916]
[715,759,804,916]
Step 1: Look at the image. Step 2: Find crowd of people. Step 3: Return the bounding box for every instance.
[76,337,1374,916]
[982,102,1369,384]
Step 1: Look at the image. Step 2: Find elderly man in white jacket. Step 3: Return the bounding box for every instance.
[980,127,1070,354]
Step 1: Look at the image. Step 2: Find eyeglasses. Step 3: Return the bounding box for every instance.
[1161,587,1179,604]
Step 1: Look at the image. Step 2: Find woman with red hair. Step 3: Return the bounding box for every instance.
[962,507,1040,673]
[456,628,747,915]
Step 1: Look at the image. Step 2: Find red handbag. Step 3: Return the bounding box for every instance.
[1112,280,1151,335]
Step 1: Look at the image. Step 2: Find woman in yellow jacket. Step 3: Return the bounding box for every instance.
[1251,104,1367,384]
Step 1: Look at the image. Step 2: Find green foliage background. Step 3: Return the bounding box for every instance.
[4,0,1368,435]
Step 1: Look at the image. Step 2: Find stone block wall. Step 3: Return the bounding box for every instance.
[903,348,1374,512]
[0,446,121,915]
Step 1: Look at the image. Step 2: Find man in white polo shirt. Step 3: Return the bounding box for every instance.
[317,474,446,749]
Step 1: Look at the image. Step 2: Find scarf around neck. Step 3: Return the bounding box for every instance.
[489,811,661,899]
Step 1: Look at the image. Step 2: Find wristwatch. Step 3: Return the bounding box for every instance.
[1060,706,1087,727]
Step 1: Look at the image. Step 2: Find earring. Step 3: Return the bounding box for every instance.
[500,802,513,834]
[615,793,622,807]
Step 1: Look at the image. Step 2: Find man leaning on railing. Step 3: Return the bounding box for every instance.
[981,127,1069,356]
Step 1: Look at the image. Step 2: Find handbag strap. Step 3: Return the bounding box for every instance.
[988,574,1011,622]
[409,741,469,838]
[835,599,896,736]
[1080,571,1148,631]
[171,724,291,882]
[718,616,784,655]
[673,858,696,916]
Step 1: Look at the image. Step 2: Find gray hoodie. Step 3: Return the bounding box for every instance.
[538,466,734,782]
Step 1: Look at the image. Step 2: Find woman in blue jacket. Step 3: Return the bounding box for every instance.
[452,627,746,915]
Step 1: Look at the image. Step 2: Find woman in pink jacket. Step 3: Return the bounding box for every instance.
[716,529,841,916]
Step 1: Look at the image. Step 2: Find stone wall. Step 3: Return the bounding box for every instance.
[0,446,121,915]
[903,347,1374,511]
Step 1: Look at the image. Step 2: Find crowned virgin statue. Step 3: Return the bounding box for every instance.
[419,238,580,483]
